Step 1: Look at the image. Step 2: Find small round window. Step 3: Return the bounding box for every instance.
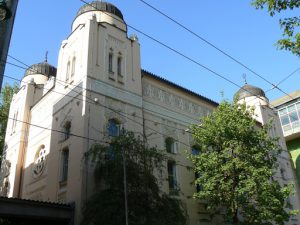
[32,145,46,178]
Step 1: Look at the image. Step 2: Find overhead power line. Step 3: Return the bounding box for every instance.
[2,65,290,155]
[266,68,300,93]
[137,0,294,100]
[3,53,284,136]
[78,0,281,109]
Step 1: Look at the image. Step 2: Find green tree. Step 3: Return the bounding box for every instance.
[189,100,296,225]
[0,83,18,158]
[252,0,300,56]
[82,130,187,225]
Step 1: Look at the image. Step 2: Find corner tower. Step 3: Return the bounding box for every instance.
[56,1,141,96]
[234,84,300,223]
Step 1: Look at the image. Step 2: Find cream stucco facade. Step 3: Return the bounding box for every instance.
[1,2,299,225]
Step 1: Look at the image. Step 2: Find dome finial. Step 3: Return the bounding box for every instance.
[243,73,247,84]
[45,51,48,62]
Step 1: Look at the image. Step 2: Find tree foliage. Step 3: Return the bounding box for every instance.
[189,100,296,225]
[0,83,18,157]
[252,0,300,56]
[82,131,187,225]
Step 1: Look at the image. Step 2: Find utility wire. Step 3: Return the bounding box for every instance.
[137,0,294,100]
[4,72,292,156]
[266,68,300,93]
[3,55,281,143]
[4,50,286,140]
[78,0,282,109]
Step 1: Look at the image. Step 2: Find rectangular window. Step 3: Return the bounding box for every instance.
[64,121,71,140]
[278,108,287,116]
[195,172,202,192]
[11,111,18,133]
[165,137,177,154]
[70,57,76,81]
[117,57,122,75]
[289,111,299,123]
[61,149,69,182]
[108,119,120,137]
[108,53,113,73]
[167,161,177,194]
[288,104,296,112]
[66,62,70,84]
[280,115,290,126]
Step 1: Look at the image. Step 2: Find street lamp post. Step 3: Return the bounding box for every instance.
[122,147,129,225]
[0,0,18,91]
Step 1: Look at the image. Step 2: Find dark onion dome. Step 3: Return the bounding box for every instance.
[76,1,124,20]
[24,61,57,77]
[234,84,266,100]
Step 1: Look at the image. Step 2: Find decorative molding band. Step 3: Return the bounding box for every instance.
[90,79,143,107]
[143,101,198,126]
[142,82,212,118]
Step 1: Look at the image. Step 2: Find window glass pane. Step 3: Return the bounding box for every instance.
[283,124,292,132]
[289,111,299,122]
[279,108,287,116]
[61,149,69,181]
[108,119,119,137]
[167,161,176,191]
[109,53,113,72]
[165,137,173,153]
[117,57,122,75]
[292,121,300,129]
[297,102,300,109]
[280,115,290,126]
[288,105,296,112]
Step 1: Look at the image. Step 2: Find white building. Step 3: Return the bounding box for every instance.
[0,1,299,225]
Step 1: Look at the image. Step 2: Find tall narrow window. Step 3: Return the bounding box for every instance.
[117,55,122,76]
[71,57,76,81]
[167,161,177,194]
[63,121,71,140]
[108,52,113,73]
[191,145,202,192]
[11,111,18,133]
[61,148,69,182]
[165,137,178,154]
[66,61,70,83]
[107,119,120,137]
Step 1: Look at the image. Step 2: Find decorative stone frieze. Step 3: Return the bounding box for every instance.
[143,82,212,117]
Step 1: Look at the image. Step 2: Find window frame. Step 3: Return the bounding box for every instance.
[167,161,178,195]
[165,137,178,154]
[107,119,120,137]
[108,50,114,74]
[60,148,69,182]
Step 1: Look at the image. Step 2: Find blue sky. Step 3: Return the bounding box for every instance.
[3,0,300,103]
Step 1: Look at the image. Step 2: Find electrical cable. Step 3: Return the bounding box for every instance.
[78,0,281,109]
[266,68,300,93]
[137,0,294,100]
[2,54,291,153]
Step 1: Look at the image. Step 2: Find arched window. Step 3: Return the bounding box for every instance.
[71,57,76,80]
[61,148,69,182]
[107,119,120,137]
[165,137,178,154]
[66,61,70,83]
